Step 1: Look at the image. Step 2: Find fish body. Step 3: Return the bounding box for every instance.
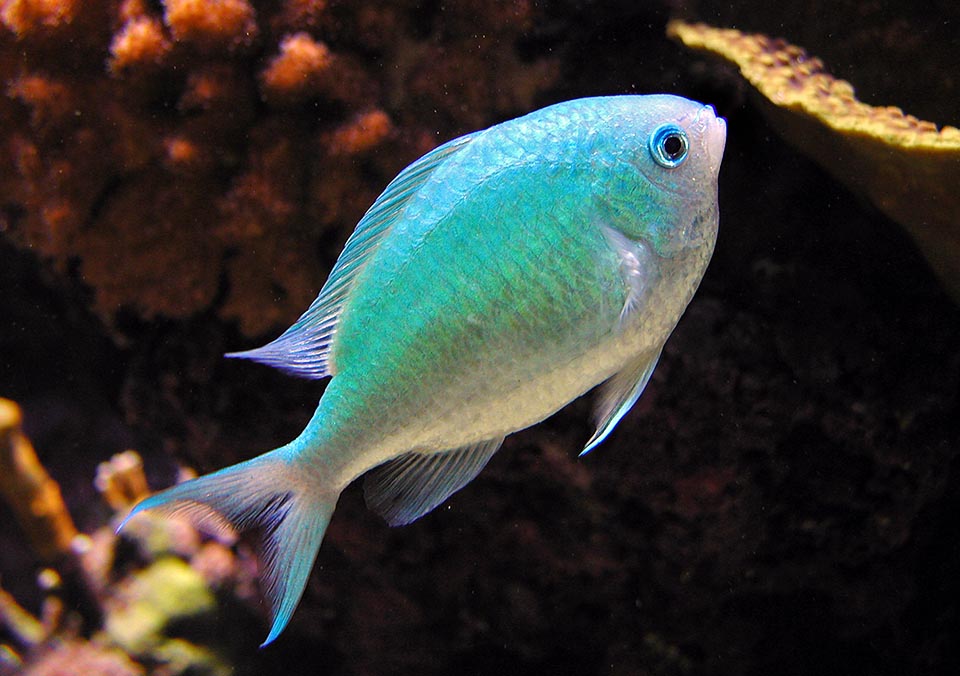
[122,95,726,644]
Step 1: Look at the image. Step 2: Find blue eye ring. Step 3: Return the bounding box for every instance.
[648,124,689,168]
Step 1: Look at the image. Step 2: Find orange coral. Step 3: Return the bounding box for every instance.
[328,109,394,155]
[109,16,172,72]
[7,74,73,130]
[0,580,47,646]
[117,0,151,23]
[260,31,333,103]
[163,0,258,51]
[0,0,559,337]
[215,123,319,335]
[0,399,78,563]
[162,135,205,173]
[274,0,327,31]
[95,451,151,512]
[0,0,79,35]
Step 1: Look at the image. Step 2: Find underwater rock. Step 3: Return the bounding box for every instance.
[668,20,960,303]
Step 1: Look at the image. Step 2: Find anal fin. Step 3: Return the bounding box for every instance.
[363,438,504,526]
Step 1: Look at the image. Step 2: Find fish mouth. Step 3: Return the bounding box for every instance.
[699,105,727,176]
[683,104,727,176]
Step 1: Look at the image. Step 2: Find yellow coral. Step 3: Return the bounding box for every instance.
[95,451,151,511]
[668,21,960,302]
[0,399,79,562]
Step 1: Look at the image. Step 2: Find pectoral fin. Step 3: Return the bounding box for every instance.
[580,348,662,456]
[364,437,504,526]
[601,225,657,328]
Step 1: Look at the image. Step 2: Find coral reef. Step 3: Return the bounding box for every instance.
[0,0,558,337]
[668,20,960,303]
[0,404,257,676]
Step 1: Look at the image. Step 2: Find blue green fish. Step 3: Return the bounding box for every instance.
[121,94,726,644]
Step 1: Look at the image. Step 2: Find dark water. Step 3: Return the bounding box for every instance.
[1,1,958,675]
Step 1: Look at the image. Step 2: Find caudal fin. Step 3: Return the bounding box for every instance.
[118,449,336,646]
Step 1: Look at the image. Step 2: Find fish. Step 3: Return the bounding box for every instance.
[120,94,726,645]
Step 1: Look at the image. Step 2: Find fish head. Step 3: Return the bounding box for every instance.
[609,95,727,258]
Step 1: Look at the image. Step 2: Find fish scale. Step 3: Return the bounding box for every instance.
[120,94,727,646]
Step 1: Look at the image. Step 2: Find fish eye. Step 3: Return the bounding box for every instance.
[648,124,689,168]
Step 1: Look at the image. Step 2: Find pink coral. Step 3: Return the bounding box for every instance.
[24,641,143,676]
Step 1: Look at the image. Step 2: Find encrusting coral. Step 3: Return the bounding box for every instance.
[0,0,559,337]
[668,20,960,303]
[0,401,256,676]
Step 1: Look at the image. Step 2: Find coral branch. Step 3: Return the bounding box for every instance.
[0,0,80,35]
[109,16,172,73]
[163,0,258,51]
[0,399,78,563]
[0,0,559,336]
[260,32,333,103]
[95,451,151,512]
[0,578,46,646]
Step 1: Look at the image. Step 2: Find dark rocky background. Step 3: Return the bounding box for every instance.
[2,1,958,674]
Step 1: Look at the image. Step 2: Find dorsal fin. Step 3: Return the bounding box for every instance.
[227,131,481,378]
[363,437,504,526]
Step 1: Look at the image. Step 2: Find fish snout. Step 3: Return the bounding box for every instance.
[680,103,727,176]
[700,105,727,176]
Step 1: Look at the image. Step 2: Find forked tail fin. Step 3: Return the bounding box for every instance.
[117,448,336,646]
